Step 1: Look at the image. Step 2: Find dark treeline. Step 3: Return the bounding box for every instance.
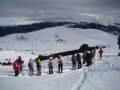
[0,22,70,37]
[0,21,120,37]
[70,22,120,35]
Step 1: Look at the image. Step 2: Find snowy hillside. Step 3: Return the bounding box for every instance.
[0,26,118,56]
[0,26,120,90]
[0,53,120,90]
[0,0,120,89]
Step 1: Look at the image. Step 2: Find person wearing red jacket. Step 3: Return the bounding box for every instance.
[99,48,103,59]
[13,60,20,76]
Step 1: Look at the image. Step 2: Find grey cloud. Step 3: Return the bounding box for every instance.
[0,0,120,21]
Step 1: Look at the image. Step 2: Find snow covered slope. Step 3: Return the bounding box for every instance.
[0,26,118,54]
[80,56,120,90]
[0,55,120,90]
[0,26,119,61]
[0,26,120,90]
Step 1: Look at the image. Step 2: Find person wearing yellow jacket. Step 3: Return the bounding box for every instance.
[36,55,43,75]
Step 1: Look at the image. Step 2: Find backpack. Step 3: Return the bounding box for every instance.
[28,62,33,68]
[13,62,20,71]
[48,61,53,67]
[36,58,42,65]
[58,59,62,64]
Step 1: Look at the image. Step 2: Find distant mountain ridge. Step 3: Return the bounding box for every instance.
[0,21,120,37]
[69,22,120,36]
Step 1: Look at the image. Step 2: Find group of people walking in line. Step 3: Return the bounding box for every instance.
[12,48,103,76]
[12,55,63,76]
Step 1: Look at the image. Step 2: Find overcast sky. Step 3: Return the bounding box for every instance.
[0,0,120,21]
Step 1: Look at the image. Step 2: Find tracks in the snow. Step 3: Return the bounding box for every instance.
[72,68,89,90]
[72,56,120,90]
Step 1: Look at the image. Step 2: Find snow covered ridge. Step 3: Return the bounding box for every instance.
[0,21,120,37]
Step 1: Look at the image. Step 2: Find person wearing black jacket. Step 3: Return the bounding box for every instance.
[85,52,92,66]
[17,56,24,72]
[57,56,63,73]
[71,54,76,70]
[76,53,82,69]
[48,57,53,74]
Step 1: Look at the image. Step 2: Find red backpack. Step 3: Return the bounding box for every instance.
[13,62,20,71]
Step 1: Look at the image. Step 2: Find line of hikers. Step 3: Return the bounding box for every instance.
[13,55,63,76]
[71,51,95,70]
[12,53,91,76]
[13,48,103,76]
[71,47,103,70]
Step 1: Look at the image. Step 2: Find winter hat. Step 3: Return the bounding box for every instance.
[49,56,53,60]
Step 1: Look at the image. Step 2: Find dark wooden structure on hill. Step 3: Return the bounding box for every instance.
[39,44,103,60]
